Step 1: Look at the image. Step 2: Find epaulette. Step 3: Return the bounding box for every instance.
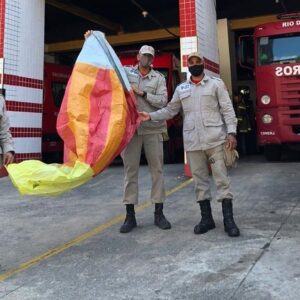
[210,76,222,81]
[153,69,165,78]
[210,76,228,91]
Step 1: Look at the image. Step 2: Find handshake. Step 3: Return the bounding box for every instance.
[138,111,151,122]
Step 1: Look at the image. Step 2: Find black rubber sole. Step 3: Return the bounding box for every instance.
[119,223,137,233]
[194,223,216,234]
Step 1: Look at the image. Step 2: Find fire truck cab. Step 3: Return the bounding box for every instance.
[240,12,300,160]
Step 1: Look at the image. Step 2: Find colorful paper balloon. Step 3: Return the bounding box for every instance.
[7,31,139,195]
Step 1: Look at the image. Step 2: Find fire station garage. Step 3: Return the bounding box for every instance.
[0,1,300,299]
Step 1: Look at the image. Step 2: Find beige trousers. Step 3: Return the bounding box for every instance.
[121,133,165,205]
[187,144,233,202]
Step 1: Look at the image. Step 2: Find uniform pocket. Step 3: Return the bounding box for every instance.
[145,82,156,93]
[201,88,219,111]
[180,92,193,111]
[183,120,195,131]
[203,113,226,144]
[201,88,214,96]
[203,112,223,126]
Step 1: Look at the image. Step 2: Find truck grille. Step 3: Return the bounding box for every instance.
[278,75,300,140]
[292,125,300,134]
[280,75,300,106]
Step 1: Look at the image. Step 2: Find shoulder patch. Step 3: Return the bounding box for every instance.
[128,68,139,76]
[124,66,138,76]
[178,82,191,91]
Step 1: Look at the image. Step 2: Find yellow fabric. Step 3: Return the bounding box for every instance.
[6,160,93,196]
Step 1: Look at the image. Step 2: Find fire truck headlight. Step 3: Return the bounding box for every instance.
[261,95,271,105]
[262,114,273,124]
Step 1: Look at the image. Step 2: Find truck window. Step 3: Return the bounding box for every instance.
[51,82,67,108]
[236,30,254,80]
[258,33,300,65]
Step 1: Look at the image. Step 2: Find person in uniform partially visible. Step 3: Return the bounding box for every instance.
[233,94,252,134]
[139,52,240,237]
[0,94,15,168]
[233,88,255,155]
[120,45,171,233]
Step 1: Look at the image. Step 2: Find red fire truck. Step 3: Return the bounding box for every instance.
[240,13,300,160]
[42,63,71,163]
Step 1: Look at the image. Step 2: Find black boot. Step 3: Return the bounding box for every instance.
[120,204,137,233]
[194,200,216,234]
[154,203,171,230]
[222,199,240,237]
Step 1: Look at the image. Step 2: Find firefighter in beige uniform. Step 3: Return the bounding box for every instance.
[84,31,171,233]
[120,45,171,233]
[139,52,240,237]
[0,94,14,167]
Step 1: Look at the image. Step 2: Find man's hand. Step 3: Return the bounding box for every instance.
[138,112,150,122]
[132,85,144,96]
[3,151,14,165]
[226,134,237,151]
[84,30,92,39]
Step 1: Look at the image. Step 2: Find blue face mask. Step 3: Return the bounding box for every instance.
[188,64,204,76]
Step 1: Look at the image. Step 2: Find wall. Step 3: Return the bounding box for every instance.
[217,18,233,96]
[179,0,219,76]
[0,0,45,162]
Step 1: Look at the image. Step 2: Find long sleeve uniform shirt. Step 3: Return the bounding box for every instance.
[149,75,237,151]
[125,66,168,135]
[0,95,14,155]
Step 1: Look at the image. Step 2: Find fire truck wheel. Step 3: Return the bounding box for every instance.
[264,145,281,161]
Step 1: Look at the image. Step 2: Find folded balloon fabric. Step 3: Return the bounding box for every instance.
[7,31,139,196]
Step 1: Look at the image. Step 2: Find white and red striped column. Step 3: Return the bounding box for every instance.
[0,0,45,163]
[179,0,220,176]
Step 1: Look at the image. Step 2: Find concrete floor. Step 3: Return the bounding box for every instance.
[0,156,299,299]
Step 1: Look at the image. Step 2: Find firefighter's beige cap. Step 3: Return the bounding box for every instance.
[187,52,203,61]
[139,45,155,56]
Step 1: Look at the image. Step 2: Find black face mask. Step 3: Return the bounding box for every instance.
[188,64,204,76]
